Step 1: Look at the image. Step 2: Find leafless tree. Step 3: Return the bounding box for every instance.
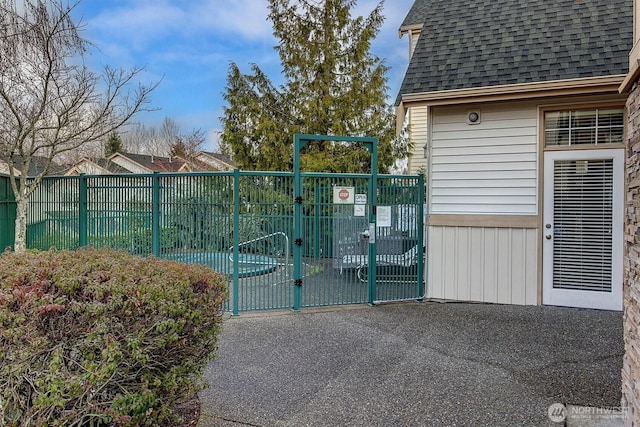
[0,0,158,252]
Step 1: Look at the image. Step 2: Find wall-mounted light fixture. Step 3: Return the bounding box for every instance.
[467,109,481,125]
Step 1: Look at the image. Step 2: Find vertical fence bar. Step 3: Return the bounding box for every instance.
[79,174,88,247]
[151,172,161,257]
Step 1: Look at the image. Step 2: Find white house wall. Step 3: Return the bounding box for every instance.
[428,226,538,304]
[424,101,539,305]
[430,103,538,215]
[407,105,429,173]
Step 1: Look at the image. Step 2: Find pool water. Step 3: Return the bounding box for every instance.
[167,252,278,278]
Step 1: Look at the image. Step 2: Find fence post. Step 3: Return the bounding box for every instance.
[151,172,161,257]
[417,173,425,298]
[232,169,240,315]
[78,174,87,247]
[367,147,378,305]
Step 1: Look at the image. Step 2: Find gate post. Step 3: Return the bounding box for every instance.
[232,169,241,315]
[417,173,425,298]
[151,172,161,257]
[367,146,378,305]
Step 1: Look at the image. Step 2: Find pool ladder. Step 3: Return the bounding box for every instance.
[228,232,290,283]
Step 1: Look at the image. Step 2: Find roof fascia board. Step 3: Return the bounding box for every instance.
[620,57,640,93]
[401,75,627,106]
[398,23,423,38]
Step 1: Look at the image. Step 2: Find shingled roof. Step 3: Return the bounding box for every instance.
[397,0,632,102]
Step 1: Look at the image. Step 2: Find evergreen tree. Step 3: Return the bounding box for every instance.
[220,0,409,173]
[103,131,124,157]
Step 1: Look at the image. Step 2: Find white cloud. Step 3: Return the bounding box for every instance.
[193,1,274,41]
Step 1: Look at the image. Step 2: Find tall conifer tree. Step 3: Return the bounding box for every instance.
[221,0,409,173]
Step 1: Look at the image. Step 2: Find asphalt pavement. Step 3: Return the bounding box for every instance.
[197,301,623,426]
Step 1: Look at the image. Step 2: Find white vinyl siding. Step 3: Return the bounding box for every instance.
[409,30,420,58]
[430,103,538,215]
[407,105,428,174]
[428,225,538,305]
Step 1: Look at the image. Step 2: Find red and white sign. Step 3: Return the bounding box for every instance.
[333,186,355,204]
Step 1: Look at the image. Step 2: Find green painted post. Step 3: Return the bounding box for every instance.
[78,174,88,247]
[232,169,240,315]
[151,172,161,257]
[417,173,425,299]
[367,143,377,305]
[0,176,16,250]
[292,135,306,311]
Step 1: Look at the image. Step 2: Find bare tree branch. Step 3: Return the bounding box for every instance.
[0,0,159,252]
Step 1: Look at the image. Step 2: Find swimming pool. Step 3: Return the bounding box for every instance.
[167,252,278,278]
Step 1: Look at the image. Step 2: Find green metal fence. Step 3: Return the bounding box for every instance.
[0,176,16,250]
[26,171,424,313]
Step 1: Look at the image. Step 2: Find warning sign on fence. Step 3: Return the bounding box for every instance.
[333,186,355,204]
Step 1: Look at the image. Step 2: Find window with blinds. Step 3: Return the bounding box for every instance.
[552,159,613,291]
[545,108,624,146]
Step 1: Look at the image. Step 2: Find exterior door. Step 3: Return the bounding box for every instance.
[543,149,623,311]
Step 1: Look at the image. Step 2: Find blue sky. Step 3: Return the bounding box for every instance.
[72,0,415,152]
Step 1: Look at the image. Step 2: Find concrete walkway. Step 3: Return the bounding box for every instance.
[198,302,623,426]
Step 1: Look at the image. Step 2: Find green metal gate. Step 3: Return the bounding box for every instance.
[294,173,424,309]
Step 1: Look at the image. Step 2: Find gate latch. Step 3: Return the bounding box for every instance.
[295,238,303,246]
[294,279,303,287]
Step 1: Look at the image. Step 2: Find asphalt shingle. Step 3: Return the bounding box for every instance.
[397,0,633,102]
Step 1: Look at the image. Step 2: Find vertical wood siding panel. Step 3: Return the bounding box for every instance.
[509,229,526,304]
[525,229,539,304]
[443,227,457,300]
[427,225,538,305]
[482,228,498,303]
[427,226,443,299]
[456,227,470,300]
[469,227,484,302]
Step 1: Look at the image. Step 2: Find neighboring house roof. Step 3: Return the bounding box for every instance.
[196,151,234,171]
[0,156,62,177]
[61,152,231,176]
[397,0,632,101]
[64,157,131,176]
[109,152,187,173]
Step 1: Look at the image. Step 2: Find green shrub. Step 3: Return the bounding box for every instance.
[0,247,227,426]
[90,227,179,255]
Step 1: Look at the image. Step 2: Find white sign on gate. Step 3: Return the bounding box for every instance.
[333,186,355,204]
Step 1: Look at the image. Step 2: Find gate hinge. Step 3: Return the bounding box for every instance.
[294,279,303,287]
[294,238,303,246]
[294,196,303,204]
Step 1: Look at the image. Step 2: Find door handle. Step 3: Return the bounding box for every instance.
[545,234,552,240]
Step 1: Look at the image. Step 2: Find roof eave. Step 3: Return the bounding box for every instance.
[398,23,423,38]
[400,75,628,106]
